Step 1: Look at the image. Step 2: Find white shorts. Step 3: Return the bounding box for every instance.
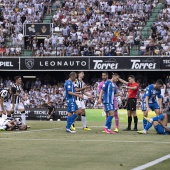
[0,102,12,111]
[14,103,25,111]
[76,100,86,109]
[0,118,8,129]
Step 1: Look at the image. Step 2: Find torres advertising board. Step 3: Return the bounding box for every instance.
[90,57,160,70]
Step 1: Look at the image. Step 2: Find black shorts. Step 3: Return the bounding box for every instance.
[127,98,137,111]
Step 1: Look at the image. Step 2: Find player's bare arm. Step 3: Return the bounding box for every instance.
[98,89,104,104]
[158,120,170,132]
[121,85,138,90]
[0,97,6,115]
[145,96,150,112]
[158,97,163,113]
[68,91,83,99]
[11,94,15,111]
[75,86,90,92]
[83,91,94,98]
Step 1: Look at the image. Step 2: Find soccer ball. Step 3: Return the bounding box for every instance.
[102,111,106,117]
[0,90,8,98]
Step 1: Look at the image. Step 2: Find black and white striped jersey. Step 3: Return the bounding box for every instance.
[74,79,85,101]
[0,89,11,103]
[12,83,22,104]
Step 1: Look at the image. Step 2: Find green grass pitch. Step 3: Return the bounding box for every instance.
[0,109,170,170]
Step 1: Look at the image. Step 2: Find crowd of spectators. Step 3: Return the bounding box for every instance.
[0,0,51,56]
[0,76,170,111]
[32,0,159,56]
[0,0,166,57]
[139,0,170,56]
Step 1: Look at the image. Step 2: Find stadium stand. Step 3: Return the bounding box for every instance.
[0,0,166,57]
[137,0,170,56]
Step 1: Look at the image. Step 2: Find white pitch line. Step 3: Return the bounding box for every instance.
[131,154,170,170]
[0,138,170,144]
[0,127,62,134]
[0,126,104,135]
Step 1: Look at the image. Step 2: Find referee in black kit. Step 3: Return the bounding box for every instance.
[119,75,139,131]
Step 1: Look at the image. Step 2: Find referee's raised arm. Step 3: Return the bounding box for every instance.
[118,78,128,85]
[119,75,139,131]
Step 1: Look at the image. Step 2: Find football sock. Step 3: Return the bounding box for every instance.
[143,118,147,129]
[144,122,152,131]
[2,114,7,119]
[152,114,164,121]
[114,111,119,128]
[128,116,132,129]
[106,113,108,120]
[134,116,138,129]
[105,116,113,130]
[72,113,77,124]
[7,114,11,118]
[81,115,86,128]
[21,111,26,125]
[11,111,14,118]
[66,116,72,129]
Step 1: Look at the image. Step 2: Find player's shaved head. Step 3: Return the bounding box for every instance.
[69,72,77,78]
[69,72,77,81]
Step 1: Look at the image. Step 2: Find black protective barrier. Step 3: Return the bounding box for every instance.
[0,57,169,71]
[12,108,170,122]
[13,108,81,121]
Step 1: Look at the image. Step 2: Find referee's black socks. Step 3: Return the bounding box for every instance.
[128,116,132,129]
[133,116,138,130]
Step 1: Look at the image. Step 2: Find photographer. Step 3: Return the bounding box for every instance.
[47,101,55,120]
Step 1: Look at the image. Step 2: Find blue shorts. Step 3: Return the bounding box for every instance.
[154,124,166,134]
[104,103,114,112]
[67,102,78,113]
[142,102,160,111]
